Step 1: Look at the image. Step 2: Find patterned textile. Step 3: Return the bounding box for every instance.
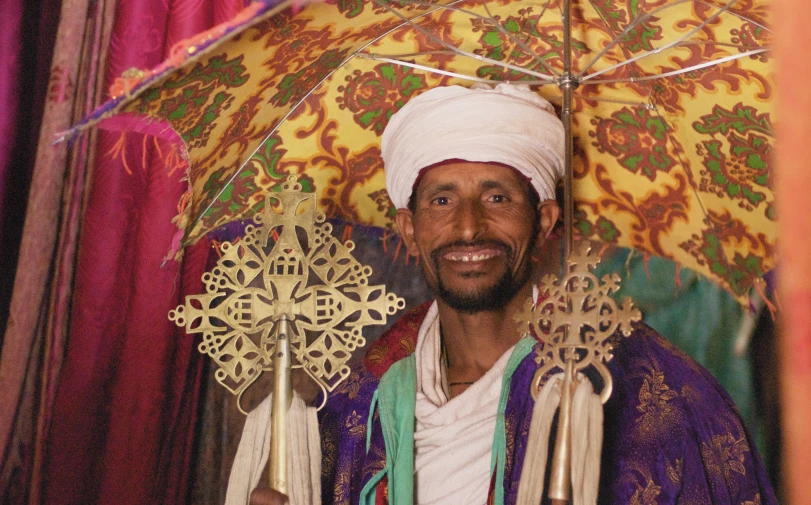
[318,302,777,505]
[62,0,775,303]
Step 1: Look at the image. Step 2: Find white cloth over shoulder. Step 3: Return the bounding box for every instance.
[413,302,515,505]
[382,83,565,208]
[516,372,603,505]
[224,391,321,505]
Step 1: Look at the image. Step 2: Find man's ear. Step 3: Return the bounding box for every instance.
[394,208,420,257]
[537,200,560,243]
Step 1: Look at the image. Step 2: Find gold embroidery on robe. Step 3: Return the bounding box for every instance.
[633,361,683,442]
[626,467,662,505]
[666,457,683,484]
[700,432,749,482]
[346,410,367,438]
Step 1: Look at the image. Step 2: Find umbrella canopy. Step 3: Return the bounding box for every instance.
[63,0,775,303]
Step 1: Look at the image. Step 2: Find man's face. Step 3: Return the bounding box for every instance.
[395,162,559,313]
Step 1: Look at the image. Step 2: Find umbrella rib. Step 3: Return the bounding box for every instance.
[578,0,695,78]
[671,39,771,51]
[579,0,743,82]
[653,106,736,279]
[391,0,561,78]
[583,49,767,85]
[370,0,556,80]
[581,0,749,290]
[485,0,557,76]
[188,0,489,234]
[358,53,503,83]
[480,0,561,78]
[56,0,300,144]
[365,50,457,58]
[571,93,656,109]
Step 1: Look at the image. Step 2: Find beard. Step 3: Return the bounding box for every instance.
[429,239,532,314]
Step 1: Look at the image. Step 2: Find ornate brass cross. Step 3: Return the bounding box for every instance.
[169,175,404,494]
[515,241,641,502]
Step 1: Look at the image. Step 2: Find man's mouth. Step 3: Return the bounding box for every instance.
[442,249,504,262]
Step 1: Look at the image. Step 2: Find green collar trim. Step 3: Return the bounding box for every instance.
[360,336,535,505]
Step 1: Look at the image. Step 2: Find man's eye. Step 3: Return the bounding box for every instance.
[432,196,450,205]
[489,194,507,203]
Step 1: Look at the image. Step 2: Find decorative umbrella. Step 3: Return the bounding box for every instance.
[58,0,775,500]
[61,0,774,305]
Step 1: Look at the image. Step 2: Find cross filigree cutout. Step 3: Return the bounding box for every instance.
[169,176,405,403]
[516,242,641,403]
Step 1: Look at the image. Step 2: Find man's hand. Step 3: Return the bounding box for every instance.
[249,488,288,505]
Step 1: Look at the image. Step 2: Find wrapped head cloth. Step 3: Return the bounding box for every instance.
[381,83,565,209]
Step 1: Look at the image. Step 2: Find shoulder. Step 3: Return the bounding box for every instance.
[362,300,432,378]
[609,321,738,413]
[599,321,776,505]
[606,320,745,440]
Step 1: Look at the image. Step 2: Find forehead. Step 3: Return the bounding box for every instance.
[415,162,528,195]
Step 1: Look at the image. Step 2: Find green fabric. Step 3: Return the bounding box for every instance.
[594,250,763,453]
[374,355,418,505]
[364,337,535,505]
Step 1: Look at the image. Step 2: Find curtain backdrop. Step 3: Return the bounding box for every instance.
[1,0,246,503]
[0,0,112,500]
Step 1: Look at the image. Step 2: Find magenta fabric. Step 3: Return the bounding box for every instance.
[41,0,247,503]
[0,0,62,335]
[0,1,23,208]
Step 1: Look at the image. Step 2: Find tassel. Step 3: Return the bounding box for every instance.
[516,375,602,505]
[141,134,149,169]
[624,250,634,279]
[211,240,224,259]
[753,278,778,320]
[642,252,651,278]
[153,136,164,160]
[380,231,390,253]
[105,131,132,175]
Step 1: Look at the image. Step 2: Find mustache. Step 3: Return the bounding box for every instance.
[430,239,513,264]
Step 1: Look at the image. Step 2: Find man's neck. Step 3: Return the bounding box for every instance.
[436,282,532,378]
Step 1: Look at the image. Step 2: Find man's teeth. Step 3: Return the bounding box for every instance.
[450,253,495,262]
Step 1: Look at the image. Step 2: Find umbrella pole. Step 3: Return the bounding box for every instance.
[269,314,293,495]
[550,0,576,504]
[561,0,575,261]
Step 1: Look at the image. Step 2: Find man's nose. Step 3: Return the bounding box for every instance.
[455,200,487,240]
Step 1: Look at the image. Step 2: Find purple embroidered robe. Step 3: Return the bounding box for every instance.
[319,302,777,505]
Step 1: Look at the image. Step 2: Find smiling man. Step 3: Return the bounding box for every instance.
[239,84,776,505]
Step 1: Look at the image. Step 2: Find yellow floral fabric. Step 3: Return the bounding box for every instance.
[105,0,773,301]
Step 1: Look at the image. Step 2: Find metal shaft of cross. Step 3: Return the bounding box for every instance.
[553,1,576,503]
[269,315,293,494]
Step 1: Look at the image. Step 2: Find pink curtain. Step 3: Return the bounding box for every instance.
[41,2,248,503]
[776,1,811,503]
[0,0,107,500]
[1,0,246,503]
[0,0,62,339]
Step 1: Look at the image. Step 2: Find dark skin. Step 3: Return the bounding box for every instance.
[395,162,559,395]
[249,162,559,503]
[249,488,288,505]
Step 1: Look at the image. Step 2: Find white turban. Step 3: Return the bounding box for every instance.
[381,83,564,209]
